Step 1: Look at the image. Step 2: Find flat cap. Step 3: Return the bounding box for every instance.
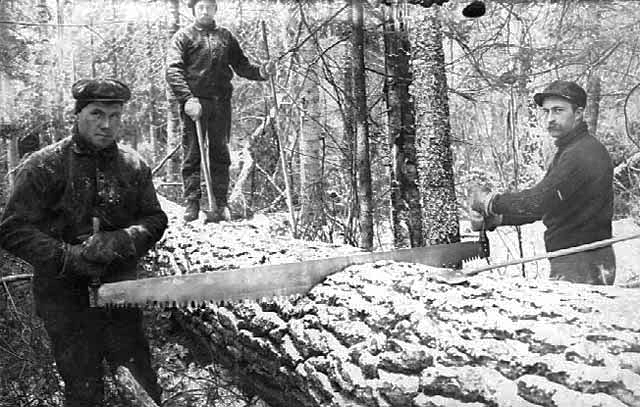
[533,80,587,108]
[188,0,216,8]
[71,78,131,103]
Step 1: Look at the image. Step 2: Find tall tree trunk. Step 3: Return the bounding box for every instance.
[147,20,160,164]
[341,37,358,247]
[299,77,326,241]
[0,74,17,191]
[410,9,459,245]
[351,0,373,250]
[165,0,181,187]
[383,0,424,249]
[586,73,602,136]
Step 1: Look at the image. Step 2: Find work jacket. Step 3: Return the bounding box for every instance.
[492,122,614,252]
[0,126,168,307]
[166,21,264,104]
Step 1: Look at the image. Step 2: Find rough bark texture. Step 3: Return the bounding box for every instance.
[586,73,602,136]
[384,0,424,249]
[141,199,640,407]
[351,0,374,250]
[174,262,640,407]
[410,10,460,246]
[2,199,640,406]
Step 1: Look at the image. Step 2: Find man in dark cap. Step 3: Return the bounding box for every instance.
[470,80,616,284]
[0,78,167,405]
[166,0,275,222]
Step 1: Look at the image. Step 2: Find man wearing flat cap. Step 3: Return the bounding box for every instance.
[470,80,616,285]
[0,78,167,405]
[166,0,275,222]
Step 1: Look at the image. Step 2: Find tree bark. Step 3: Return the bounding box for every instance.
[299,41,326,241]
[165,0,181,188]
[351,0,374,251]
[410,9,460,245]
[154,200,640,407]
[166,252,640,407]
[383,0,424,249]
[586,73,602,136]
[4,200,640,407]
[341,32,359,247]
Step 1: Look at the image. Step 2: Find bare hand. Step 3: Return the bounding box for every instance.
[260,60,277,78]
[184,97,202,120]
[469,185,495,216]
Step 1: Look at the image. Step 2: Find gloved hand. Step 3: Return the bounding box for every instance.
[184,97,202,121]
[82,230,136,264]
[259,59,277,79]
[62,244,105,279]
[470,185,497,216]
[470,211,502,232]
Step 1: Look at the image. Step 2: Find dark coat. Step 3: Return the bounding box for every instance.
[492,122,613,253]
[0,127,168,308]
[491,122,615,284]
[166,22,264,103]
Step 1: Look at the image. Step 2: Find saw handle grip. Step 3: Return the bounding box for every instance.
[89,217,101,307]
[479,228,490,259]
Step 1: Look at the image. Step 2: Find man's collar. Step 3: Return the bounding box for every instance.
[71,124,118,159]
[193,20,217,31]
[554,121,589,148]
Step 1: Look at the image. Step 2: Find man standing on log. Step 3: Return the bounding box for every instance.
[0,79,167,405]
[166,0,275,222]
[471,80,616,285]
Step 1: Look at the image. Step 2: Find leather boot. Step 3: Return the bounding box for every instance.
[183,200,200,222]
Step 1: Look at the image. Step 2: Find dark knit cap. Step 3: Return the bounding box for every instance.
[72,78,131,114]
[533,80,587,108]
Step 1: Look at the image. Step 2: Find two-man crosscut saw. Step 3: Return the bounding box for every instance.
[95,231,640,309]
[95,234,490,308]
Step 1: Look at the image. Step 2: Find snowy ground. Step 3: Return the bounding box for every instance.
[460,218,640,285]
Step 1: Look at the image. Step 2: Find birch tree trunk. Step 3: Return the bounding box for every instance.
[410,9,459,245]
[351,0,374,250]
[383,0,424,249]
[299,79,326,241]
[165,0,181,187]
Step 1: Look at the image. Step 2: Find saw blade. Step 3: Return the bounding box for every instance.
[97,240,486,308]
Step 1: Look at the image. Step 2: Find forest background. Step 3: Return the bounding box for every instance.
[1,0,640,249]
[1,0,640,404]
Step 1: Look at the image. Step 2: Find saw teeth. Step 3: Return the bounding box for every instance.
[462,256,490,271]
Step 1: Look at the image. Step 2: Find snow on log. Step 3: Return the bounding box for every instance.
[149,200,640,407]
[172,263,640,407]
[2,197,639,406]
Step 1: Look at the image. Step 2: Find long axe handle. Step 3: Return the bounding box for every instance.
[195,118,217,214]
[465,232,640,277]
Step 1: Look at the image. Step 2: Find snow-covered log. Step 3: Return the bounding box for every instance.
[3,198,640,407]
[173,263,640,407]
[149,200,640,407]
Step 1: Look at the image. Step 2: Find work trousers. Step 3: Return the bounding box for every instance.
[181,96,232,206]
[37,291,162,406]
[549,245,616,285]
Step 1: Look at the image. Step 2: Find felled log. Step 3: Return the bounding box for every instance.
[146,201,640,407]
[172,263,640,407]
